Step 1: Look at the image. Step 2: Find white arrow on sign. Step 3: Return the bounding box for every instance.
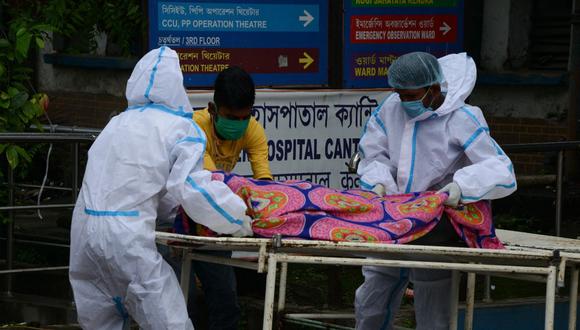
[439,21,451,35]
[299,10,314,27]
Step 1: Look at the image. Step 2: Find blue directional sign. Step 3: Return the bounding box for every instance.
[149,0,329,87]
[343,0,464,88]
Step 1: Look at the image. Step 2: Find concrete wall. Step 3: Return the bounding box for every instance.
[480,0,511,71]
[507,0,534,69]
[470,85,568,119]
[474,0,571,174]
[474,84,569,174]
[36,33,131,97]
[480,0,535,71]
[36,34,130,126]
[46,91,126,128]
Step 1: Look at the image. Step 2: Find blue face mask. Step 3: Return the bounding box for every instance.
[401,87,433,118]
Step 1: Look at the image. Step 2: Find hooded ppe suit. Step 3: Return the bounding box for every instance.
[69,47,248,330]
[354,53,516,330]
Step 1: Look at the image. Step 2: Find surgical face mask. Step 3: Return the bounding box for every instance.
[401,87,433,118]
[215,115,249,140]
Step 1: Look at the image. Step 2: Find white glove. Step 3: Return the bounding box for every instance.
[437,182,462,208]
[371,183,386,196]
[231,215,254,237]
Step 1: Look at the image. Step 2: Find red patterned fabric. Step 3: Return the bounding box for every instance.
[174,172,504,249]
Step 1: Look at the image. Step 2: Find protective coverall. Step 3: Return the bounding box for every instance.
[355,53,517,330]
[69,47,248,330]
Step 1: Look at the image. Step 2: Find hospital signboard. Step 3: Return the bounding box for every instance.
[343,0,464,88]
[148,0,329,87]
[188,90,392,189]
[351,14,458,44]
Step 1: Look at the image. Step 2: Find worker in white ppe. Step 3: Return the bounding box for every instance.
[354,52,517,330]
[69,46,253,330]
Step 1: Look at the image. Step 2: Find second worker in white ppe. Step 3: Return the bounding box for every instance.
[355,52,517,330]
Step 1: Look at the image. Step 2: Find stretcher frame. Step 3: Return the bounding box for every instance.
[155,229,580,330]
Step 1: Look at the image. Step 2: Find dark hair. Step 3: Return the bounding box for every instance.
[213,66,255,111]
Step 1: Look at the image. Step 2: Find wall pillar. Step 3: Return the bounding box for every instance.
[480,0,511,71]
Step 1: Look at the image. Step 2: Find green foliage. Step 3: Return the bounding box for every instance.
[3,0,145,57]
[43,0,100,53]
[39,0,145,56]
[97,0,145,57]
[0,6,50,170]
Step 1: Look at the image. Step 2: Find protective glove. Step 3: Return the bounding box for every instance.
[437,182,462,208]
[231,215,254,237]
[371,183,386,196]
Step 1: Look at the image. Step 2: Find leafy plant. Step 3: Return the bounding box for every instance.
[0,4,50,169]
[98,0,144,57]
[5,0,145,57]
[43,0,100,54]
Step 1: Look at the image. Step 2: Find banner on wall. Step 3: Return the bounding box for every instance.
[149,0,329,87]
[188,90,391,189]
[343,0,464,88]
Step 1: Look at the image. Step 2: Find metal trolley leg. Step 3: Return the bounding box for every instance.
[569,267,579,330]
[545,265,558,330]
[277,262,288,313]
[465,272,476,330]
[180,252,192,303]
[449,270,461,330]
[263,254,278,330]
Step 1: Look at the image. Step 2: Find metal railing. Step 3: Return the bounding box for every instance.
[2,131,579,307]
[502,141,580,237]
[482,141,580,303]
[0,132,97,296]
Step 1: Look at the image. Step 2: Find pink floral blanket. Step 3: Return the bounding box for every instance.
[174,172,504,249]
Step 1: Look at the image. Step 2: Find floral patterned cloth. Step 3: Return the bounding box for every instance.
[174,172,504,249]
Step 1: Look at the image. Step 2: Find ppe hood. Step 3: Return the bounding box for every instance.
[125,46,192,111]
[434,53,477,116]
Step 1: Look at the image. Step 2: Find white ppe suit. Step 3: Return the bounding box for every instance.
[69,47,248,330]
[354,53,517,330]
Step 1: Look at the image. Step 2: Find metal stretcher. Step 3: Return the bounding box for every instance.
[155,229,580,330]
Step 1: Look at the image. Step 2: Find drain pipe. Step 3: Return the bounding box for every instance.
[568,0,580,178]
[3,167,14,298]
